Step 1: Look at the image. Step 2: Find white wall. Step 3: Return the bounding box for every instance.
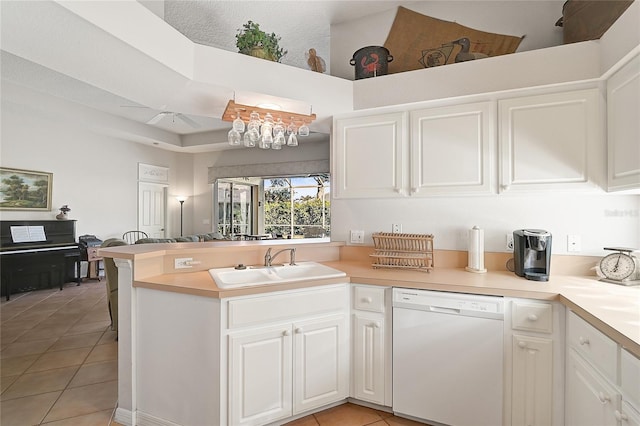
[331,1,565,80]
[332,193,640,256]
[0,84,188,240]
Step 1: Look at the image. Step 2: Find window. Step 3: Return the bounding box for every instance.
[216,180,255,237]
[264,175,330,238]
[213,174,330,239]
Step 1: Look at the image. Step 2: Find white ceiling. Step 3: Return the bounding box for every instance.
[1,0,566,151]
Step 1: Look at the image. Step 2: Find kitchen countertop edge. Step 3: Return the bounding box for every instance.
[133,260,640,358]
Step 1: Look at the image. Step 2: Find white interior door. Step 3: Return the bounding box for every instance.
[138,182,166,238]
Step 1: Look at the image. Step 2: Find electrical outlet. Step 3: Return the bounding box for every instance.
[392,224,402,233]
[567,235,581,252]
[506,233,514,251]
[350,230,364,244]
[175,257,193,269]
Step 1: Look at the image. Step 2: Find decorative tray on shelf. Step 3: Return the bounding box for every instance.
[370,232,434,272]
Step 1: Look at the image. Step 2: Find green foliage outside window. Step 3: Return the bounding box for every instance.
[264,176,330,238]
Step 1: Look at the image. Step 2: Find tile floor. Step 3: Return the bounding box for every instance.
[2,282,427,426]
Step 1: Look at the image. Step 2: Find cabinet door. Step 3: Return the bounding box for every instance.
[619,401,640,426]
[293,315,349,414]
[511,335,553,426]
[228,326,292,426]
[499,89,603,192]
[333,112,407,198]
[352,313,385,405]
[410,101,495,195]
[607,54,640,191]
[566,348,619,426]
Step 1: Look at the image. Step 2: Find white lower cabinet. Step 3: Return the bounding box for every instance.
[620,349,640,426]
[225,285,350,426]
[511,335,553,426]
[293,315,349,413]
[228,325,293,426]
[506,299,564,426]
[351,284,391,407]
[566,348,620,426]
[620,401,640,426]
[352,313,385,404]
[565,310,633,426]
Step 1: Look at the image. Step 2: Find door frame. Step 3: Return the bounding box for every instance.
[137,182,167,238]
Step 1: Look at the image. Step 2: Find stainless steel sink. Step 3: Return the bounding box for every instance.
[209,262,346,289]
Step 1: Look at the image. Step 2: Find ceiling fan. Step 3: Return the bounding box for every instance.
[120,105,200,128]
[146,111,200,128]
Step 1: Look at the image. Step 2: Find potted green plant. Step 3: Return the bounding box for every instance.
[235,20,287,62]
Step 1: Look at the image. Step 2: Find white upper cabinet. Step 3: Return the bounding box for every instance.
[410,101,495,195]
[607,54,640,192]
[333,112,407,198]
[499,88,604,193]
[334,87,607,198]
[333,103,495,198]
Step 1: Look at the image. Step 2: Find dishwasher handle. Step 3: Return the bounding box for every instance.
[429,306,461,315]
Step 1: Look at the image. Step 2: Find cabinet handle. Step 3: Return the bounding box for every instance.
[362,297,373,303]
[283,330,290,336]
[501,184,511,191]
[295,328,303,334]
[615,410,629,422]
[579,336,590,346]
[527,314,538,322]
[371,322,380,329]
[598,392,610,404]
[518,341,527,349]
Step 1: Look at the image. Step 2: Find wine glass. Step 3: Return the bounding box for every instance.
[273,131,285,149]
[298,120,310,137]
[287,132,298,146]
[273,118,285,136]
[228,128,241,145]
[233,114,245,133]
[287,117,297,135]
[243,131,255,148]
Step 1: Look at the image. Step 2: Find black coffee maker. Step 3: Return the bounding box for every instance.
[513,229,552,281]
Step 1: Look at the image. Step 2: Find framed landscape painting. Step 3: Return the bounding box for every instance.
[0,167,53,211]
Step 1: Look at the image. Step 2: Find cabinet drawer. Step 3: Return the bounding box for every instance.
[511,300,553,333]
[227,285,348,329]
[622,349,640,409]
[567,311,617,381]
[87,247,102,261]
[353,285,386,313]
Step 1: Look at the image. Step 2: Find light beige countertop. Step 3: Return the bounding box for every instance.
[132,259,640,358]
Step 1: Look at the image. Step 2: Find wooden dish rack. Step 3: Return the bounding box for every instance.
[370,232,434,272]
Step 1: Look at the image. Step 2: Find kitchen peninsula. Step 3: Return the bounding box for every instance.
[101,240,640,426]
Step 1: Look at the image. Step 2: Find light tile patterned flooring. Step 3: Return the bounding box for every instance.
[1,282,427,426]
[1,281,117,426]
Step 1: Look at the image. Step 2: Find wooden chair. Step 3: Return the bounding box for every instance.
[122,230,148,244]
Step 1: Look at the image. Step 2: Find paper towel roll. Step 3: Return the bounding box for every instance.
[465,226,487,273]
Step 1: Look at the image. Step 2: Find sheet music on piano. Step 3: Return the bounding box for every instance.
[10,226,47,243]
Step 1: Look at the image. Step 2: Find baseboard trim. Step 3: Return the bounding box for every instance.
[136,411,182,426]
[114,408,133,426]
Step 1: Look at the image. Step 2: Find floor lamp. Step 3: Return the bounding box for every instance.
[176,196,187,236]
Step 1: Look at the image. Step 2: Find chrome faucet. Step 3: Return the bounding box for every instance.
[264,247,296,267]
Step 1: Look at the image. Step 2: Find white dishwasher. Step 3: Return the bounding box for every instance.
[392,288,504,426]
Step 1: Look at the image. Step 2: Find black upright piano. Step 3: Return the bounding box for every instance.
[0,220,81,300]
